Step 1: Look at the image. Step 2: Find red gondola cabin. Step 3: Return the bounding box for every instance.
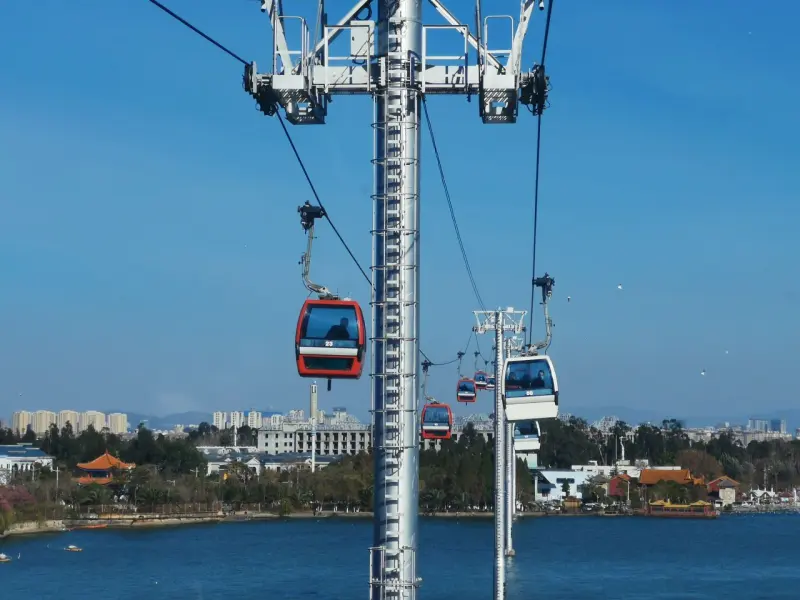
[295,299,366,379]
[421,401,453,440]
[456,378,477,403]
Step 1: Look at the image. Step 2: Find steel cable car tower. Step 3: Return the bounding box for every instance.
[245,1,550,598]
[473,308,527,599]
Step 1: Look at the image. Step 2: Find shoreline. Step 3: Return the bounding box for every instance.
[0,509,753,539]
[0,509,619,539]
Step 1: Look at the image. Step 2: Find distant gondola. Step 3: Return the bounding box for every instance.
[456,378,477,403]
[502,355,559,422]
[485,376,496,391]
[474,370,488,390]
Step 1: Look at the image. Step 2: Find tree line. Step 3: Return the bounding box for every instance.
[1,415,798,523]
[540,416,800,490]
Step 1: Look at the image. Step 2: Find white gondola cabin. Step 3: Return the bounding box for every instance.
[513,420,541,452]
[485,376,496,391]
[502,355,559,422]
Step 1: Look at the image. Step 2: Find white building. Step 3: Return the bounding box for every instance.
[286,409,306,421]
[247,410,263,429]
[229,411,246,429]
[535,469,594,503]
[266,414,284,427]
[11,411,33,434]
[58,410,80,430]
[0,444,54,484]
[258,421,371,456]
[212,411,227,429]
[106,413,129,434]
[198,447,340,476]
[81,411,106,431]
[32,410,57,435]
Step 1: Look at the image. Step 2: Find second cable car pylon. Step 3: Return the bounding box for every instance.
[473,307,527,600]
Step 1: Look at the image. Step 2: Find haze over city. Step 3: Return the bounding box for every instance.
[1,2,798,422]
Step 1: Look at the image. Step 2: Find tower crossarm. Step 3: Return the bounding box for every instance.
[244,0,550,125]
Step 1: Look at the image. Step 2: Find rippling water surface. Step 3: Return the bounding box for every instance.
[1,514,796,599]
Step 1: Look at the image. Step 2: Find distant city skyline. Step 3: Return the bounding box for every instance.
[6,404,797,435]
[10,409,129,436]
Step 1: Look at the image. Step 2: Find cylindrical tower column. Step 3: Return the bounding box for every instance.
[370,0,422,598]
[493,312,506,599]
[505,419,515,556]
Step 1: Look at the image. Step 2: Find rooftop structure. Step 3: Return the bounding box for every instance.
[0,444,54,484]
[76,451,135,485]
[200,448,342,476]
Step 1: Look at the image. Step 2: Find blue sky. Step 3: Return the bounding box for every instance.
[1,1,798,425]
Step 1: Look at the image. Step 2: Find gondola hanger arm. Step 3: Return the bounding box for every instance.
[298,201,338,300]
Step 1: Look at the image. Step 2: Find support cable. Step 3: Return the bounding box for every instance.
[147,0,249,65]
[276,112,373,288]
[421,331,475,367]
[527,0,555,347]
[422,97,487,313]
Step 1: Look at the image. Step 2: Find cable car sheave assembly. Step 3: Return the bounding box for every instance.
[294,201,366,392]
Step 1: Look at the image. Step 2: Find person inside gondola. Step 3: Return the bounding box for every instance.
[459,381,471,393]
[531,369,546,389]
[325,317,351,340]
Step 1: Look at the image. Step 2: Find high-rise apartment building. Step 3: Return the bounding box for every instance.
[212,412,227,430]
[12,411,33,434]
[11,409,129,437]
[58,410,80,430]
[247,410,263,429]
[770,419,787,434]
[229,411,245,429]
[32,410,57,435]
[747,418,769,432]
[81,411,106,432]
[106,413,129,434]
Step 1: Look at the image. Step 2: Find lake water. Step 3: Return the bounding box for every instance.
[1,515,796,599]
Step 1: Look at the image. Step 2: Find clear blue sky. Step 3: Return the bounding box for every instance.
[1,1,798,424]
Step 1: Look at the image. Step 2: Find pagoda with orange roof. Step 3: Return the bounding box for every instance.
[76,451,135,485]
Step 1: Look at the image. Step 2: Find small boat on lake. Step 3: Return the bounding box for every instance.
[0,553,11,563]
[646,500,718,519]
[65,545,83,552]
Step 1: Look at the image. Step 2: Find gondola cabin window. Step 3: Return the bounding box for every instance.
[302,305,359,342]
[423,406,451,425]
[505,360,554,395]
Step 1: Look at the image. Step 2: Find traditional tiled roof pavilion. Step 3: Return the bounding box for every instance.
[76,451,135,485]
